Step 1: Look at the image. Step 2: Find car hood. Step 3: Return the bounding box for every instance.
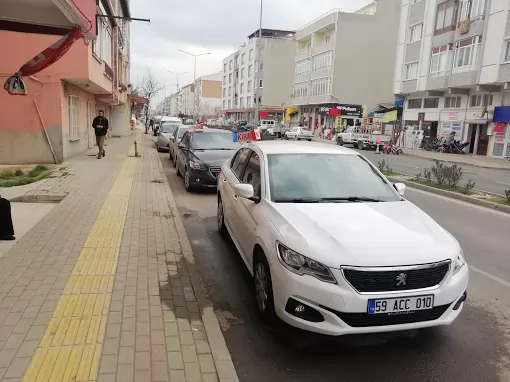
[160,133,172,140]
[191,149,237,166]
[266,200,459,267]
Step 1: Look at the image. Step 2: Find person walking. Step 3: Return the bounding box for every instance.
[92,110,108,159]
[0,195,15,241]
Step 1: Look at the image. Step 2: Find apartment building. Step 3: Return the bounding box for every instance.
[0,0,132,164]
[292,0,400,132]
[394,0,510,158]
[179,83,195,117]
[169,93,179,116]
[221,29,296,122]
[194,72,222,119]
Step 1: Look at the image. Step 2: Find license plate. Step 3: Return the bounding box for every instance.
[367,295,434,315]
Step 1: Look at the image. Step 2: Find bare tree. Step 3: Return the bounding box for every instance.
[139,70,165,134]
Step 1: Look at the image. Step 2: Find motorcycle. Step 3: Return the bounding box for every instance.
[383,143,403,155]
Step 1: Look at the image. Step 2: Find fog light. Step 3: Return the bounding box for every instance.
[195,178,201,182]
[453,291,467,310]
[295,305,305,314]
[285,298,324,323]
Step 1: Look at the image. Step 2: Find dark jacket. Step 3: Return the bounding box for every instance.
[92,116,109,136]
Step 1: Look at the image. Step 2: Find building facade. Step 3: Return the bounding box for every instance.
[394,0,510,158]
[292,0,400,132]
[0,0,131,164]
[194,72,222,119]
[221,29,296,122]
[179,83,195,117]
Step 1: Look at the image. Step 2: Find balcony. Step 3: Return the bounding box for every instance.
[311,67,332,81]
[312,40,334,56]
[295,48,311,61]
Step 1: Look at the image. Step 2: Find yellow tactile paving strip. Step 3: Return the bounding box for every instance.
[21,157,137,382]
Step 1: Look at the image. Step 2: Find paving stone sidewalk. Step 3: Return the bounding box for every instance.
[0,131,238,382]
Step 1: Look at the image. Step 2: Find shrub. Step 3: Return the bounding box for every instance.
[505,189,510,202]
[462,180,475,194]
[429,160,463,188]
[377,159,386,173]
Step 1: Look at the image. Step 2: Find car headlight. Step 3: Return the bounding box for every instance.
[452,252,466,275]
[277,243,336,283]
[189,160,205,170]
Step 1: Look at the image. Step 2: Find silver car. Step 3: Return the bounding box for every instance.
[156,123,180,152]
[169,125,190,164]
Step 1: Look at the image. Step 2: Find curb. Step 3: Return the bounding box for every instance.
[151,136,239,382]
[402,152,510,172]
[387,176,510,214]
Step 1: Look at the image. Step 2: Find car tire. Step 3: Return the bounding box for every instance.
[337,137,344,146]
[253,252,276,322]
[169,150,173,161]
[176,161,182,177]
[156,145,161,152]
[217,197,228,237]
[184,168,193,191]
[308,139,312,141]
[358,140,365,150]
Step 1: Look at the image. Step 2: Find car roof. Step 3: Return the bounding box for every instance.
[189,128,230,134]
[249,140,358,155]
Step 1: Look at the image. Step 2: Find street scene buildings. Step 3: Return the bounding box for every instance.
[0,0,510,382]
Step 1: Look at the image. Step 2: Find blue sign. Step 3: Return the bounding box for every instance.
[493,106,510,122]
[232,132,238,142]
[394,99,404,107]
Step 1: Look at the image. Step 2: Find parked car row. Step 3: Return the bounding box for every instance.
[155,129,469,338]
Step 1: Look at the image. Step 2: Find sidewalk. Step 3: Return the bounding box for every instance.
[0,130,238,382]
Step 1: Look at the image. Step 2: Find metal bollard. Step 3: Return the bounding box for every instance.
[134,140,139,157]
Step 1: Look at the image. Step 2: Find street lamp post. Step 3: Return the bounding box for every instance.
[254,0,263,127]
[178,50,212,122]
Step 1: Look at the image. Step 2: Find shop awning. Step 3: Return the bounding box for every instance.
[493,106,510,123]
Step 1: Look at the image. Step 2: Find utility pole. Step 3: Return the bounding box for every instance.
[167,71,188,93]
[178,50,212,122]
[254,0,263,127]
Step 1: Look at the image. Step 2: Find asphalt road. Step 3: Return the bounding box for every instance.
[159,151,510,382]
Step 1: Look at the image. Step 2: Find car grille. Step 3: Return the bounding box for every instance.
[342,261,450,293]
[321,304,451,327]
[209,166,221,177]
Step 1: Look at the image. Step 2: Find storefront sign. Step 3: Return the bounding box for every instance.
[284,107,298,122]
[336,116,342,130]
[317,104,362,117]
[449,112,458,121]
[383,110,397,123]
[495,132,506,143]
[451,121,462,131]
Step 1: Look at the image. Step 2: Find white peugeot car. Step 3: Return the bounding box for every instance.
[217,141,468,336]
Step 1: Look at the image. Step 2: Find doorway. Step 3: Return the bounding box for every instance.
[477,124,488,155]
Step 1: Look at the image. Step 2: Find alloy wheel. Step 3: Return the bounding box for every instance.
[255,263,268,312]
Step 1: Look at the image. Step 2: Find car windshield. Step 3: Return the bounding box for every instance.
[267,154,401,203]
[177,127,189,139]
[191,132,241,150]
[160,123,179,134]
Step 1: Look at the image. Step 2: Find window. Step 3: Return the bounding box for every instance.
[504,40,510,62]
[430,44,453,77]
[222,88,226,97]
[470,94,493,107]
[454,36,482,69]
[445,96,461,108]
[240,83,244,94]
[93,20,112,66]
[248,65,253,77]
[242,152,261,198]
[423,98,439,108]
[224,63,227,72]
[241,53,245,64]
[259,79,263,88]
[241,68,245,79]
[313,51,333,71]
[249,49,254,61]
[293,82,309,98]
[223,100,226,109]
[409,23,423,43]
[408,99,422,109]
[234,57,238,67]
[228,87,232,96]
[229,73,232,84]
[410,0,424,4]
[325,35,331,44]
[259,63,263,71]
[247,81,252,91]
[311,78,330,96]
[459,0,485,20]
[435,1,456,32]
[295,59,311,75]
[228,99,231,109]
[240,97,245,107]
[231,148,250,179]
[68,95,80,140]
[229,60,233,70]
[405,62,419,80]
[247,97,252,107]
[223,75,226,84]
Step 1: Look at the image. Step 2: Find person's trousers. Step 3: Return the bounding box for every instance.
[96,135,105,154]
[0,197,15,239]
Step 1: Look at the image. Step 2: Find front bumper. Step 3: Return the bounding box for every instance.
[188,167,219,188]
[271,259,469,336]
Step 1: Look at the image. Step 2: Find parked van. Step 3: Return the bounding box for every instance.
[259,120,275,132]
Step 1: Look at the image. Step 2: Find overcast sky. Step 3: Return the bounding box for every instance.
[130,0,373,105]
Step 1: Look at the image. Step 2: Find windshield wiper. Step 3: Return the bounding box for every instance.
[274,198,323,203]
[320,197,383,202]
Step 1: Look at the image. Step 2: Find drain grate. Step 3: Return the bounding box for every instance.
[9,194,67,203]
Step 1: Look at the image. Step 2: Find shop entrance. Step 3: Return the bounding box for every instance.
[467,124,489,155]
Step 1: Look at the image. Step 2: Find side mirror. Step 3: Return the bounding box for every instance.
[178,142,186,150]
[234,184,259,202]
[394,183,406,196]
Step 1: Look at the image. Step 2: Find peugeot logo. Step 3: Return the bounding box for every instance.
[396,273,407,286]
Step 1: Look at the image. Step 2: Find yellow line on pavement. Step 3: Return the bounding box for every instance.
[22,155,138,382]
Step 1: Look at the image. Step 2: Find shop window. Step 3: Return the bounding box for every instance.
[408,99,422,109]
[405,62,419,80]
[409,23,423,43]
[435,1,456,35]
[430,44,453,77]
[454,36,482,70]
[445,96,461,108]
[424,98,439,108]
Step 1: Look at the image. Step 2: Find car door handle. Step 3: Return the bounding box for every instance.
[222,178,227,183]
[232,194,238,200]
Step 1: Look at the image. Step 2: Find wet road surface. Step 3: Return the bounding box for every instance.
[159,150,510,382]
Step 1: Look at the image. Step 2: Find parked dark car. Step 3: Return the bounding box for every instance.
[175,128,241,191]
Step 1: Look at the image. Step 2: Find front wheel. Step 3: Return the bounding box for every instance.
[184,168,193,191]
[254,254,276,322]
[358,140,365,150]
[217,197,228,237]
[337,137,344,146]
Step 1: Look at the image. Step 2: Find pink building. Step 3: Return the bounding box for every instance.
[0,0,132,164]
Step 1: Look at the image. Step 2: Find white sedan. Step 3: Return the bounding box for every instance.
[217,141,468,336]
[285,126,313,141]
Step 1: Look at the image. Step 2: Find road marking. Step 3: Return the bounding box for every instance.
[22,156,137,382]
[496,180,510,186]
[469,265,510,289]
